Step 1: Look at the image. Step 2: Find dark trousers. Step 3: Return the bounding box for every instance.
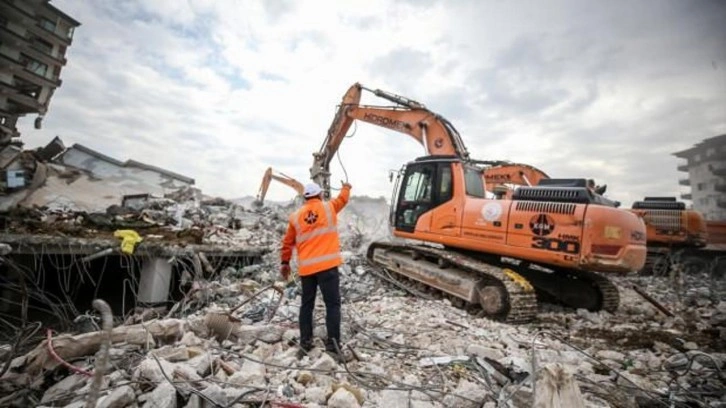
[299,267,341,351]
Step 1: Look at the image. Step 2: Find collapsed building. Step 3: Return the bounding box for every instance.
[0,137,272,344]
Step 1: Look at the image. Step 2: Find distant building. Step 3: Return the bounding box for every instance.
[674,134,726,221]
[0,0,80,144]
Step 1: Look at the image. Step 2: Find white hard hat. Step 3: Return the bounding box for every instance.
[303,183,322,198]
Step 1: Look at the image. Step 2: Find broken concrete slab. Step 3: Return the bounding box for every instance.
[96,385,135,408]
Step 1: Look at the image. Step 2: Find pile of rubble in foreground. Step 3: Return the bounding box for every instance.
[0,258,724,408]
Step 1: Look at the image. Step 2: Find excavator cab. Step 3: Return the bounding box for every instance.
[392,157,478,233]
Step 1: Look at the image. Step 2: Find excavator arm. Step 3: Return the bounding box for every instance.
[311,83,470,198]
[255,167,304,206]
[480,161,550,198]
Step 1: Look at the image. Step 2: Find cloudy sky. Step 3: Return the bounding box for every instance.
[18,0,726,205]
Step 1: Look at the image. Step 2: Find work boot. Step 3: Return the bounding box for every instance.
[325,338,342,354]
[296,342,313,360]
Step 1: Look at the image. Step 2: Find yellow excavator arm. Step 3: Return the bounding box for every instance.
[311,83,470,198]
[256,167,305,205]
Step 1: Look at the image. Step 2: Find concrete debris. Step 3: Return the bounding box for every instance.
[141,381,177,408]
[96,385,136,408]
[311,352,339,372]
[1,197,725,407]
[419,355,469,367]
[533,364,585,408]
[327,387,360,408]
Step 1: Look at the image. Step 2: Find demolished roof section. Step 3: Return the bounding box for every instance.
[0,137,194,213]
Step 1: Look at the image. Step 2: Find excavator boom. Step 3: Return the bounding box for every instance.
[311,83,468,198]
[255,167,304,206]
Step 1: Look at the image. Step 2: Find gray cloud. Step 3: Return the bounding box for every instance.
[369,48,434,91]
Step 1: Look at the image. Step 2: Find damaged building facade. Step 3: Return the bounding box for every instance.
[675,134,726,221]
[0,138,270,348]
[0,0,79,144]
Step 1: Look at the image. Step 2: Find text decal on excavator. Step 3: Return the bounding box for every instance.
[529,213,580,254]
[363,113,409,132]
[529,214,555,236]
[532,236,580,254]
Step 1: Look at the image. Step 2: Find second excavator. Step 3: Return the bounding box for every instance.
[311,83,647,323]
[630,197,726,276]
[255,167,305,207]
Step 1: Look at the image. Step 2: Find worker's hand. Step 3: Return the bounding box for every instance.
[280,264,291,281]
[341,181,352,189]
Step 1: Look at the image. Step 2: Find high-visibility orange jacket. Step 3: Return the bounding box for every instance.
[281,185,351,276]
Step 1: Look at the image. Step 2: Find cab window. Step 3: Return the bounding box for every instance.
[464,167,485,198]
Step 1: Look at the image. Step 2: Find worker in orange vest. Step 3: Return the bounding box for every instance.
[281,181,351,356]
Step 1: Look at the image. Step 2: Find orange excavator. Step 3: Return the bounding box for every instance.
[310,83,647,322]
[254,167,304,206]
[629,197,726,276]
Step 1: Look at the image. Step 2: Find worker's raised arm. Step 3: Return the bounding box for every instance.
[331,183,351,213]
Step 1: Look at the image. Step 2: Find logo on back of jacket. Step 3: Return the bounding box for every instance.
[304,210,319,225]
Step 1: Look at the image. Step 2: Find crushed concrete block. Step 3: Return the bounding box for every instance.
[41,374,88,404]
[173,363,203,382]
[595,350,626,364]
[305,387,329,404]
[237,324,286,344]
[333,383,364,405]
[97,385,135,408]
[442,379,488,408]
[377,389,409,407]
[229,359,266,386]
[152,345,191,362]
[466,345,505,361]
[311,353,338,371]
[185,352,213,376]
[142,382,177,408]
[183,394,202,408]
[533,363,585,408]
[200,383,226,406]
[327,387,360,408]
[180,331,204,346]
[134,358,176,383]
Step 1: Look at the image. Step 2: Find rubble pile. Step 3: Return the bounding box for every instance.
[2,187,287,248]
[1,256,724,407]
[1,198,724,407]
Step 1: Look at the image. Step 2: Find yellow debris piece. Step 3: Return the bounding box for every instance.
[113,229,143,255]
[503,268,534,292]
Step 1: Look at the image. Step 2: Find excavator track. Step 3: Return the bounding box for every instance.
[513,265,620,313]
[366,242,538,323]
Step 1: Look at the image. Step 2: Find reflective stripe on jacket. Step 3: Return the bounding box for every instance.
[281,186,350,276]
